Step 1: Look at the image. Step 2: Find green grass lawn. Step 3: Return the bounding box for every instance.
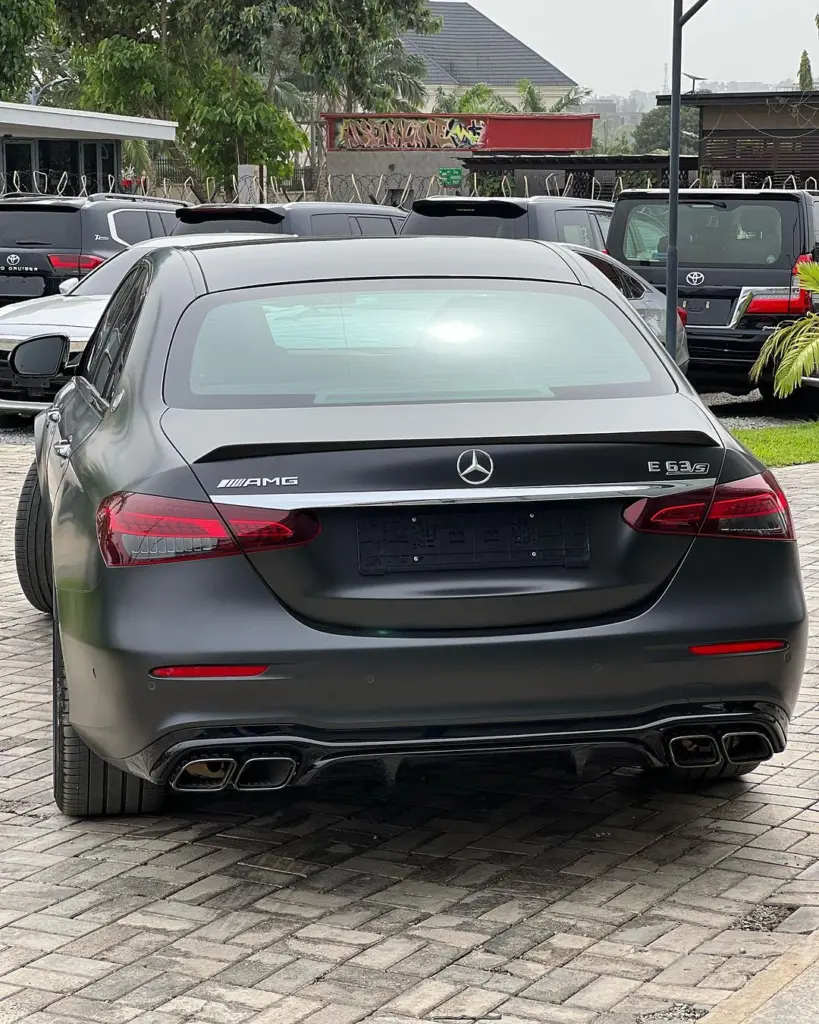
[733,424,819,467]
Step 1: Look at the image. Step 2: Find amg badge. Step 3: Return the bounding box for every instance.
[217,477,299,488]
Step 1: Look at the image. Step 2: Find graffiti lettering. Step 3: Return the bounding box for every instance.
[334,116,487,151]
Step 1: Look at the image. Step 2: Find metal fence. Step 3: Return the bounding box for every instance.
[1,166,805,206]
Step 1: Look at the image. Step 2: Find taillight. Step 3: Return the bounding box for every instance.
[48,253,105,273]
[96,492,320,567]
[746,254,813,316]
[677,306,688,327]
[623,470,794,541]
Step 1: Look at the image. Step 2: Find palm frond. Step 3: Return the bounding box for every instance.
[796,261,819,292]
[549,85,592,113]
[751,313,819,396]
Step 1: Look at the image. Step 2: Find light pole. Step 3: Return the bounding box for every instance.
[665,0,712,357]
[26,78,70,106]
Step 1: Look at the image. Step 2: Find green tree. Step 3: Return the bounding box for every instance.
[752,262,819,396]
[57,0,309,185]
[799,49,814,90]
[0,0,55,100]
[632,105,700,154]
[433,80,592,115]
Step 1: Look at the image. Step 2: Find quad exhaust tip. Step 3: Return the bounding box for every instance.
[234,756,297,791]
[722,731,774,765]
[171,757,236,792]
[668,734,722,769]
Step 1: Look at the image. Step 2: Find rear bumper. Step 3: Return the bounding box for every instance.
[140,702,789,788]
[685,326,773,391]
[58,536,808,785]
[0,397,50,414]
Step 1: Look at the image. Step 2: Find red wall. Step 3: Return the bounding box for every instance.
[323,113,597,153]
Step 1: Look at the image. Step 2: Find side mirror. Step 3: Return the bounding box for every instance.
[59,278,79,296]
[9,334,70,379]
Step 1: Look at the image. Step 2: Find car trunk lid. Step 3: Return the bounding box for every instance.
[163,397,724,632]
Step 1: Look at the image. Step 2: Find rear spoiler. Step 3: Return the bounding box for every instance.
[175,205,286,225]
[411,198,527,219]
[195,430,721,463]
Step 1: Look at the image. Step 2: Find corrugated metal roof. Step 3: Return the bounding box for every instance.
[401,2,576,89]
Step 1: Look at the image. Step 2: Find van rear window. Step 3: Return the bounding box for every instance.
[611,198,802,270]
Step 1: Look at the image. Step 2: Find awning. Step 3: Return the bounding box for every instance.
[0,101,176,142]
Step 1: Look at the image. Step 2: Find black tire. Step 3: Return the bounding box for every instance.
[656,760,762,786]
[53,623,165,817]
[15,460,52,614]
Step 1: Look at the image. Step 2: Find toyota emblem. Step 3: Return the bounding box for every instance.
[6,254,20,266]
[457,449,494,486]
[686,271,705,286]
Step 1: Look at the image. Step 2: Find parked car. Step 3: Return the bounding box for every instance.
[0,232,283,415]
[12,235,806,816]
[0,192,187,308]
[563,243,689,374]
[400,195,613,250]
[606,188,819,397]
[172,201,407,238]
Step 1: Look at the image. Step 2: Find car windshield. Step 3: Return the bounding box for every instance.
[401,209,527,239]
[0,206,81,248]
[612,197,802,270]
[73,247,145,296]
[173,217,284,235]
[165,278,674,409]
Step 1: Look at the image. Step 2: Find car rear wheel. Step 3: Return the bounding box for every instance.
[52,620,165,817]
[15,460,52,614]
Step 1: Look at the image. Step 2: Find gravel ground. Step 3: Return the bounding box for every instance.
[701,389,818,430]
[0,415,35,445]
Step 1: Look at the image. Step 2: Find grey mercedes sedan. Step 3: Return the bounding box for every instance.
[10,235,806,817]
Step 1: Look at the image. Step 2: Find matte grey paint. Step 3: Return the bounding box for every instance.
[32,234,808,787]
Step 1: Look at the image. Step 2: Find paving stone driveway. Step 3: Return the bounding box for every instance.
[1,441,819,1024]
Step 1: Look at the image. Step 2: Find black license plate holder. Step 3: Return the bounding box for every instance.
[358,507,590,575]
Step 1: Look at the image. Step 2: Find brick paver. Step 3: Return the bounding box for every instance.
[1,441,818,1024]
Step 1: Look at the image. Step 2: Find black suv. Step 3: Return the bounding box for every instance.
[172,201,406,237]
[399,196,613,250]
[0,193,186,306]
[607,188,819,396]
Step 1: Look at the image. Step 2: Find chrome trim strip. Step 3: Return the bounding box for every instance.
[213,477,717,511]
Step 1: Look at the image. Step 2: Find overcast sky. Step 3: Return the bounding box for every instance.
[467,0,813,95]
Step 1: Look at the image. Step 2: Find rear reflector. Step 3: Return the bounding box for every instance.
[623,470,794,540]
[677,306,688,327]
[96,492,320,567]
[689,640,787,656]
[151,665,268,678]
[48,253,105,273]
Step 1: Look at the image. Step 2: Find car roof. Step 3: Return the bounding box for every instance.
[131,232,295,251]
[411,196,613,210]
[183,235,580,293]
[0,193,187,209]
[176,201,405,218]
[616,188,808,199]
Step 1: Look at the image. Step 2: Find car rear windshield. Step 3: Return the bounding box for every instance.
[165,279,674,409]
[0,206,81,248]
[611,197,803,270]
[401,205,528,239]
[173,217,284,236]
[74,247,144,295]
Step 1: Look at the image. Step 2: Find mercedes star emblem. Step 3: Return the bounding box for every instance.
[457,449,494,485]
[686,271,705,286]
[6,254,20,266]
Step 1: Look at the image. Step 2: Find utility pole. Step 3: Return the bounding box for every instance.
[665,0,712,357]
